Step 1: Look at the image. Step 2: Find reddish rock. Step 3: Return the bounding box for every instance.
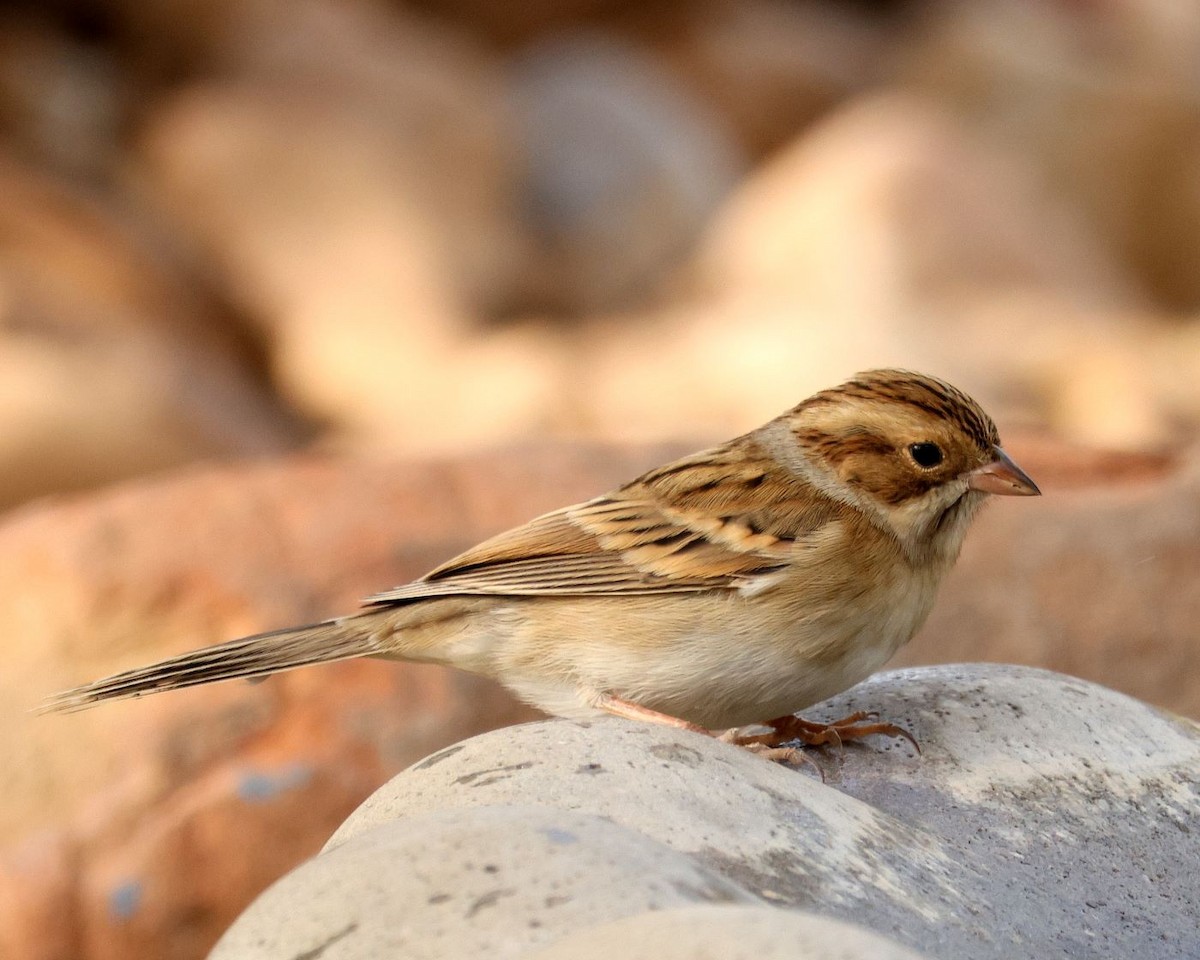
[0,443,679,960]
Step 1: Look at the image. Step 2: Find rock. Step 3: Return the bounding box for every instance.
[522,906,928,960]
[133,0,539,448]
[403,0,626,48]
[0,443,680,960]
[902,0,1200,312]
[510,30,743,313]
[0,152,301,510]
[222,664,1200,960]
[695,91,1139,322]
[617,0,891,158]
[99,0,290,78]
[893,0,1200,438]
[679,90,1198,449]
[0,14,126,179]
[417,0,889,159]
[212,806,760,960]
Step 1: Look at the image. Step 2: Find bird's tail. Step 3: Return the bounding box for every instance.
[38,616,380,714]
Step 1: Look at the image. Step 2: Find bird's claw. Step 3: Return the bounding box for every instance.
[731,710,920,756]
[735,740,825,779]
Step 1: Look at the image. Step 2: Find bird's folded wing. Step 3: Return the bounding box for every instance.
[365,444,843,604]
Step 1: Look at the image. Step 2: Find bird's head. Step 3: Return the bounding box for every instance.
[777,369,1039,562]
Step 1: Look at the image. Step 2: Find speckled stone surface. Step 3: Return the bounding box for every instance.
[210,665,1200,959]
[209,805,757,959]
[520,905,928,960]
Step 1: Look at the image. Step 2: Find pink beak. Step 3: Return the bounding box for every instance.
[966,447,1041,497]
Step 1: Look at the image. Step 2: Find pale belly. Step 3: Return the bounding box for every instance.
[483,578,939,730]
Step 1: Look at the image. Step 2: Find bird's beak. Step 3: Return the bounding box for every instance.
[966,446,1041,497]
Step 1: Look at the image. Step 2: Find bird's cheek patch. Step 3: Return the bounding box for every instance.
[841,456,941,505]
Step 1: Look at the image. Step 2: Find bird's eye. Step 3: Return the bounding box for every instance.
[908,442,944,468]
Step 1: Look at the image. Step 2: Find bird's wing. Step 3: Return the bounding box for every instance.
[365,440,844,604]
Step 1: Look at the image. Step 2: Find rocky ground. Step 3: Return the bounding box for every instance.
[211,664,1200,959]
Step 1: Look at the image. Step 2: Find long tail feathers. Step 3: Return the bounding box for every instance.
[38,617,379,714]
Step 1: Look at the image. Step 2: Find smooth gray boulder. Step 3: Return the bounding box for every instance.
[211,664,1200,959]
[520,905,928,960]
[210,805,758,959]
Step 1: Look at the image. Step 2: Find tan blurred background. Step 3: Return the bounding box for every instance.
[1,0,1199,957]
[1,0,1199,493]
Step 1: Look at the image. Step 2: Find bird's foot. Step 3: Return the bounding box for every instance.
[731,711,920,755]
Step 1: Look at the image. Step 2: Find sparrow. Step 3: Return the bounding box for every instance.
[43,369,1039,759]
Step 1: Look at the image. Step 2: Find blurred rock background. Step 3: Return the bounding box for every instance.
[0,0,1198,957]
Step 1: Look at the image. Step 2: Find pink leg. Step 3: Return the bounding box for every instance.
[594,693,818,772]
[593,692,710,734]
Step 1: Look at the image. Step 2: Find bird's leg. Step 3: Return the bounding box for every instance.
[593,693,817,772]
[593,692,710,735]
[731,711,920,754]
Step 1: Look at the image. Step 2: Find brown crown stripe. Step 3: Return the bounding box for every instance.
[838,371,999,452]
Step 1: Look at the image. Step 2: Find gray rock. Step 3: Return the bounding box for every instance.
[511,31,743,311]
[209,805,756,960]
[212,665,1200,959]
[521,905,929,960]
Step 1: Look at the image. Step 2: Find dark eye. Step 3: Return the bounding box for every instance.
[908,442,944,468]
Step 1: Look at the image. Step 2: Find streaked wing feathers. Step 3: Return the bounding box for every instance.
[366,439,839,605]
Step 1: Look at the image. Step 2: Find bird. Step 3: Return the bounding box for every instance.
[42,369,1039,759]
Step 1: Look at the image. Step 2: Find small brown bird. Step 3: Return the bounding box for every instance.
[44,370,1039,757]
